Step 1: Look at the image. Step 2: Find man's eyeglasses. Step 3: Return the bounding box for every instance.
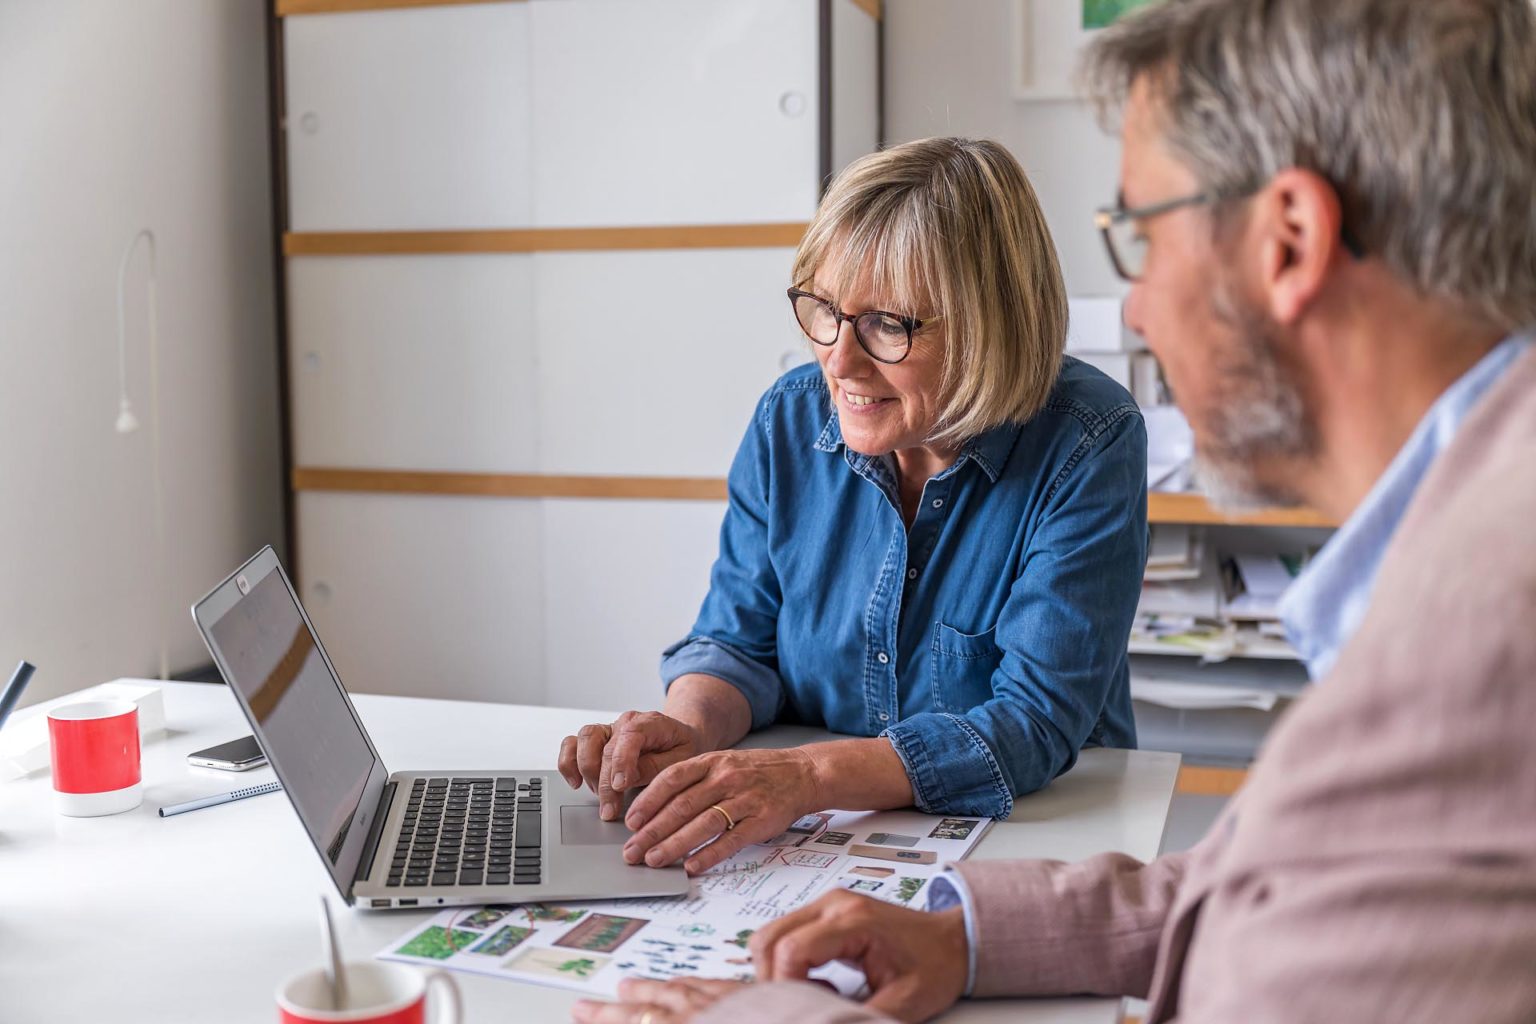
[1095,184,1364,282]
[787,288,933,365]
[1093,190,1225,283]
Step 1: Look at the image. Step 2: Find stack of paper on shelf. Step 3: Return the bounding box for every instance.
[1222,552,1302,622]
[1146,525,1204,581]
[1138,535,1220,620]
[1129,678,1279,712]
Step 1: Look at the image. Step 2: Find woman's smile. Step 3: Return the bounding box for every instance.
[836,385,897,413]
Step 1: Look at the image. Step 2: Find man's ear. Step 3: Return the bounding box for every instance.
[1252,168,1346,325]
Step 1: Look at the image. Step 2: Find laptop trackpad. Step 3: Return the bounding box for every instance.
[560,804,632,846]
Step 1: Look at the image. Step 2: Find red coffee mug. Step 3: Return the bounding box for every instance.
[48,699,142,816]
[277,962,461,1024]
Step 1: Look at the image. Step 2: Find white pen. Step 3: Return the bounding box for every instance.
[158,780,282,817]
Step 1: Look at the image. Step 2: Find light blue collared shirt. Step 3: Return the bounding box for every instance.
[929,330,1532,995]
[1280,332,1532,679]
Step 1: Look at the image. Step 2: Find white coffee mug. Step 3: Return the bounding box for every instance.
[277,961,461,1024]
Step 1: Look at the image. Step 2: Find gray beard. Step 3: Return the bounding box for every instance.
[1192,281,1320,512]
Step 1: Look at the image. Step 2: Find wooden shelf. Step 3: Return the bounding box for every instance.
[284,223,809,257]
[277,0,518,15]
[293,468,728,501]
[1148,492,1335,528]
[1175,764,1250,797]
[292,471,1337,525]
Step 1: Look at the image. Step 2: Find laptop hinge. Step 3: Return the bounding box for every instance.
[354,780,396,895]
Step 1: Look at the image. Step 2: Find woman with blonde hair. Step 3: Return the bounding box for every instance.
[559,137,1146,875]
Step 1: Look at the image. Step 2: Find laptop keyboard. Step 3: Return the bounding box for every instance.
[386,776,543,888]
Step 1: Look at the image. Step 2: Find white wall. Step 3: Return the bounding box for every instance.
[883,0,1128,299]
[0,1,283,706]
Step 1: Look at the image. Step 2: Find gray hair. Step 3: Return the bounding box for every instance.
[1082,0,1536,332]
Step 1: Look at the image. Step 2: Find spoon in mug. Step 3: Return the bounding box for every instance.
[319,894,348,1010]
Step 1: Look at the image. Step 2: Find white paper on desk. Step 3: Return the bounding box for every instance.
[378,807,991,997]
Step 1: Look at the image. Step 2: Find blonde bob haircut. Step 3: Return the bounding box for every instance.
[792,137,1068,446]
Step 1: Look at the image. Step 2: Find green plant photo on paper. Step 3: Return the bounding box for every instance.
[1083,0,1158,29]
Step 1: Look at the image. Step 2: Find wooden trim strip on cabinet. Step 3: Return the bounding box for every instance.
[284,224,809,256]
[1175,764,1250,798]
[294,468,729,501]
[849,0,883,20]
[276,0,519,15]
[1148,492,1336,528]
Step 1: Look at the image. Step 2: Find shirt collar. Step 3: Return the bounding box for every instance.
[1280,331,1533,680]
[813,409,1019,484]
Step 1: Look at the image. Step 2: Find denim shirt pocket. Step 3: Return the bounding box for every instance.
[930,621,1002,714]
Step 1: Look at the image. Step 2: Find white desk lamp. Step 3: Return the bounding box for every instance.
[115,228,169,681]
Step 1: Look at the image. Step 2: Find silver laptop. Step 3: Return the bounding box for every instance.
[191,546,689,909]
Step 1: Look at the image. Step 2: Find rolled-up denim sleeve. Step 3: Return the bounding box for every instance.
[884,410,1147,817]
[660,393,787,731]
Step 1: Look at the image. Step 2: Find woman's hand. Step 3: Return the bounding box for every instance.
[557,711,704,821]
[751,891,968,1023]
[621,747,823,874]
[572,978,749,1024]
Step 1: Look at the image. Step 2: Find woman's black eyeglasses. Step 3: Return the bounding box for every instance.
[786,288,933,365]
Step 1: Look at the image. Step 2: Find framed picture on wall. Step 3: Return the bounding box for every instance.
[1012,0,1160,101]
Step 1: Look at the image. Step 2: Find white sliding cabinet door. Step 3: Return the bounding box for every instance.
[529,0,821,227]
[297,491,546,705]
[533,247,806,477]
[541,499,727,712]
[288,254,538,472]
[285,4,532,230]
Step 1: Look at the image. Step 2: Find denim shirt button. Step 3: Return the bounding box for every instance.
[876,651,890,665]
[878,712,890,722]
[906,567,918,580]
[931,498,944,509]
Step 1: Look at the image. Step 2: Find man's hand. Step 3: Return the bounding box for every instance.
[572,977,749,1024]
[621,747,822,874]
[751,891,968,1023]
[557,711,704,821]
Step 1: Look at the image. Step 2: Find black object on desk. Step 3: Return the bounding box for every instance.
[0,660,36,734]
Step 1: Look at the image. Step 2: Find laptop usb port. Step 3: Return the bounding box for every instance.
[370,899,391,908]
[398,898,418,906]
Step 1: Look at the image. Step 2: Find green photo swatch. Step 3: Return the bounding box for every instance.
[395,926,480,960]
[522,904,588,924]
[470,925,534,956]
[460,907,511,930]
[1082,0,1157,30]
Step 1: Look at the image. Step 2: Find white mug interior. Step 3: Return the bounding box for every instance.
[278,961,426,1020]
[47,698,137,722]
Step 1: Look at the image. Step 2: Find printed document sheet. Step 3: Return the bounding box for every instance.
[378,807,990,996]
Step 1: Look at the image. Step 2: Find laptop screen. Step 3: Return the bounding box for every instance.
[205,564,380,893]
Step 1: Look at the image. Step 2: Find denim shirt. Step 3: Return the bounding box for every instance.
[660,358,1146,819]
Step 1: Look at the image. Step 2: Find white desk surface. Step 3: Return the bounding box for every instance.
[0,681,1179,1024]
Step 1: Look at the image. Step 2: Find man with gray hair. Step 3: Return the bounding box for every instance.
[572,1,1536,1022]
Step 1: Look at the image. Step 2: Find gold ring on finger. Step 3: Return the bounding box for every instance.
[709,804,735,832]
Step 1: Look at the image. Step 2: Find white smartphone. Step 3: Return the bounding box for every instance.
[186,734,267,771]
